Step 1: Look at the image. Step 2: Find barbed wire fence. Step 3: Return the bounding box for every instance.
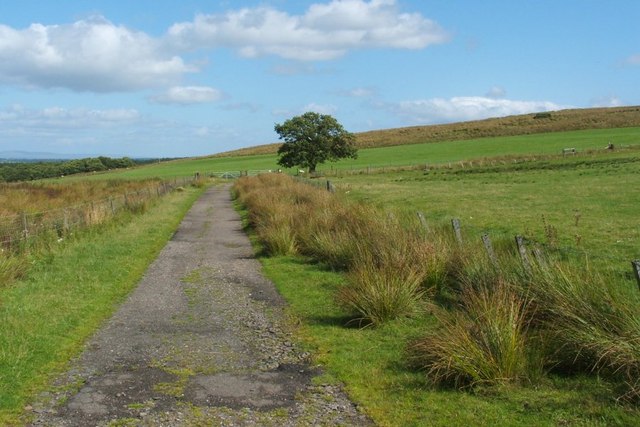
[0,176,196,254]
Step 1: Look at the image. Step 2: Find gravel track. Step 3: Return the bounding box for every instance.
[28,184,370,426]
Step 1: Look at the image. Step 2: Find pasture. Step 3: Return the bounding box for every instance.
[61,127,640,180]
[1,122,639,424]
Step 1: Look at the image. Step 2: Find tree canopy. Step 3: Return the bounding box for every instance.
[274,112,357,173]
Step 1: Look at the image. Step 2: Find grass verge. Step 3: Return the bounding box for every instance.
[0,185,207,424]
[261,255,640,426]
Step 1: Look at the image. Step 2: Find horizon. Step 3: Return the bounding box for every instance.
[1,0,639,158]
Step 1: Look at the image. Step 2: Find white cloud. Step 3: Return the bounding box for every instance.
[151,86,223,105]
[0,16,193,92]
[303,103,338,115]
[387,96,570,124]
[625,54,640,65]
[591,96,623,108]
[168,0,449,61]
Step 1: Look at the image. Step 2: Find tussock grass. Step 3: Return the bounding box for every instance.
[519,264,640,399]
[411,282,540,388]
[234,174,432,323]
[235,172,640,400]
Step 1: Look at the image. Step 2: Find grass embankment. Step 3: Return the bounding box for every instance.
[234,173,640,426]
[0,184,206,424]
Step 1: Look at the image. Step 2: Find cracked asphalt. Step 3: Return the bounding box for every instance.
[27,184,370,426]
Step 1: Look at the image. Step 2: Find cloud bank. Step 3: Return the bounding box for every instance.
[167,0,449,61]
[0,16,192,92]
[388,96,570,124]
[151,86,223,105]
[0,1,448,93]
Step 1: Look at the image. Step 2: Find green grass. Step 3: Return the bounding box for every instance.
[332,150,640,276]
[0,185,206,424]
[261,255,640,426]
[54,127,640,181]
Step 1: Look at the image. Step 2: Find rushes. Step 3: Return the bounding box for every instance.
[234,174,430,323]
[411,283,537,387]
[234,173,640,396]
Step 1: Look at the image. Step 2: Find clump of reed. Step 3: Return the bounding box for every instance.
[410,281,541,387]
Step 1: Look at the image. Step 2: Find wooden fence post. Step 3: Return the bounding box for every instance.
[21,212,28,238]
[632,260,640,291]
[63,209,69,233]
[326,180,335,193]
[515,235,532,274]
[482,233,498,266]
[532,245,548,270]
[416,212,429,231]
[451,218,463,244]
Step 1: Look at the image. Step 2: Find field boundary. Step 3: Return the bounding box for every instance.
[0,176,196,253]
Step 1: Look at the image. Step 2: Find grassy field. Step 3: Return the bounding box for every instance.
[63,126,640,181]
[1,118,639,425]
[262,256,640,426]
[218,106,640,156]
[331,149,640,275]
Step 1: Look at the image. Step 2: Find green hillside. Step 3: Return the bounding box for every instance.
[214,106,640,157]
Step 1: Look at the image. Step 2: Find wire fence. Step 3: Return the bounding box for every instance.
[0,176,196,254]
[292,176,640,287]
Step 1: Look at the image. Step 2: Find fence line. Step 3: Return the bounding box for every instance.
[293,176,638,284]
[0,176,196,253]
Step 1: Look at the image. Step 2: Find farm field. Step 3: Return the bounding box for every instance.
[331,148,640,276]
[60,127,640,181]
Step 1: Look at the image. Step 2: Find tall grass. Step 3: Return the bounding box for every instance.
[410,282,539,387]
[235,173,640,397]
[520,264,640,398]
[234,174,431,323]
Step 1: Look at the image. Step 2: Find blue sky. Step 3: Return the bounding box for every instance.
[0,0,638,158]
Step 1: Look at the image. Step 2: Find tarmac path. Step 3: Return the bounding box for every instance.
[29,184,369,426]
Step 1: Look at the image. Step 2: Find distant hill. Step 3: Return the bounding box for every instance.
[213,106,640,158]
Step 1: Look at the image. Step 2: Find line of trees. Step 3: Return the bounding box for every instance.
[0,156,136,182]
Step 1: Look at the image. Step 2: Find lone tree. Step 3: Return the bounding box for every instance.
[275,112,357,174]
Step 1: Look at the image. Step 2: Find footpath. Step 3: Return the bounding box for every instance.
[28,184,369,426]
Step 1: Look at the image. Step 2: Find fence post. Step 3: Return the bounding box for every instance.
[632,260,640,291]
[63,209,69,233]
[481,233,498,266]
[326,180,335,193]
[451,218,463,244]
[515,235,532,274]
[416,212,429,231]
[21,212,28,238]
[532,245,548,270]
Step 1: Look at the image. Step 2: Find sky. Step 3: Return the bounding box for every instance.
[0,0,638,158]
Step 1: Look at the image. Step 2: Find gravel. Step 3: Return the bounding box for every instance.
[27,184,371,426]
